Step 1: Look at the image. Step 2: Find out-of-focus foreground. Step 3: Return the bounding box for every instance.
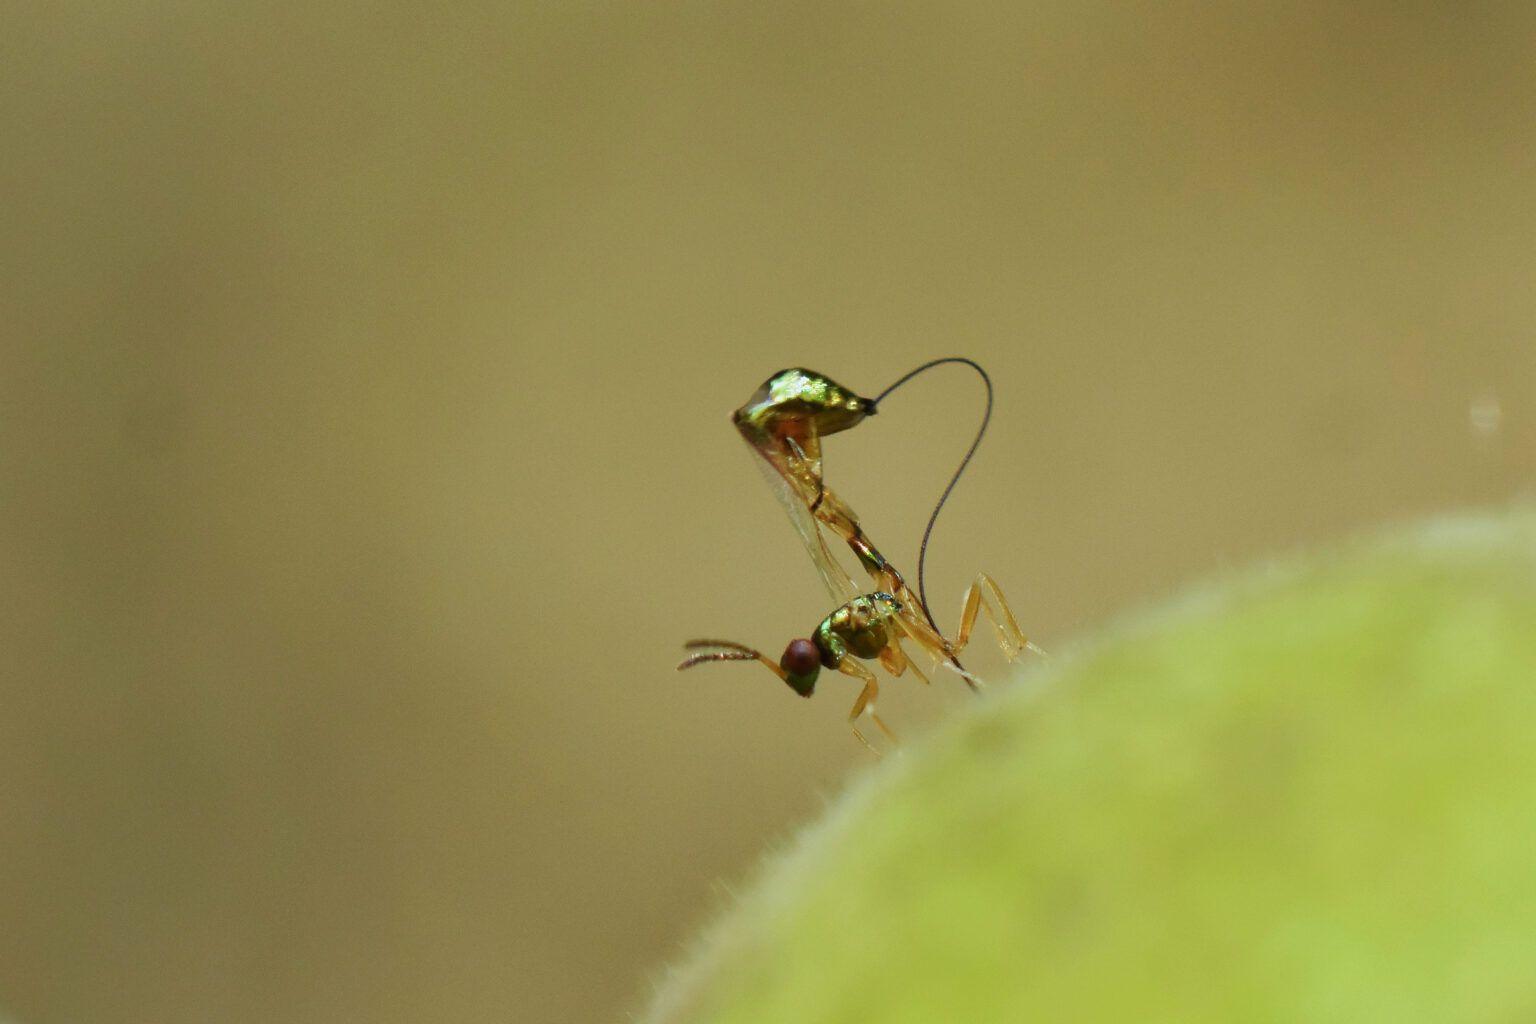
[648,511,1536,1023]
[3,5,1533,1023]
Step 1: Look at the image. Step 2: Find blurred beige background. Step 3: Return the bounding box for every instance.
[3,4,1534,1023]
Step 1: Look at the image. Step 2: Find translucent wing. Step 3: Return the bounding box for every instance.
[746,446,860,605]
[731,367,873,606]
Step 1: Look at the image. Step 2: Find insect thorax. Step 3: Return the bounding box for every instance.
[814,593,902,664]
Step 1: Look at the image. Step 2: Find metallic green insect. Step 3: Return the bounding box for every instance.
[681,360,1041,749]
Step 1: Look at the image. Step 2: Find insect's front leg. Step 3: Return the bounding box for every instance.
[836,657,896,751]
[818,633,894,752]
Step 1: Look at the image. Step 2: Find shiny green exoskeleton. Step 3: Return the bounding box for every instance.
[814,592,903,674]
[732,368,921,614]
[681,592,927,752]
[732,366,983,683]
[732,368,881,604]
[771,592,910,696]
[732,367,873,460]
[681,361,1044,753]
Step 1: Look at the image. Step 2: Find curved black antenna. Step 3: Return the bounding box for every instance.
[865,357,993,640]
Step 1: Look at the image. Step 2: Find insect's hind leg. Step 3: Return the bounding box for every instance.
[952,572,1042,662]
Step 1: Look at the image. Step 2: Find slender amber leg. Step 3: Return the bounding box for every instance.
[837,659,896,750]
[889,573,1040,689]
[751,434,858,603]
[783,438,916,599]
[879,637,930,686]
[896,608,987,690]
[901,644,931,686]
[781,437,827,506]
[951,572,1042,661]
[891,608,952,663]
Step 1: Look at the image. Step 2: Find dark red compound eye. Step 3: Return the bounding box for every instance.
[780,638,821,678]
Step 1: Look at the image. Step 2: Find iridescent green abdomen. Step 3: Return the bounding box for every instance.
[732,368,872,448]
